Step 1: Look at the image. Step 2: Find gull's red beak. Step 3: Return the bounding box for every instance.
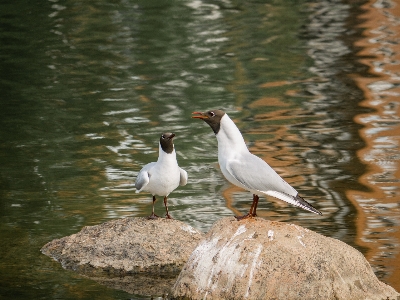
[192,111,208,119]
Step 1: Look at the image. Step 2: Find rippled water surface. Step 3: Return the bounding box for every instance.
[1,0,399,298]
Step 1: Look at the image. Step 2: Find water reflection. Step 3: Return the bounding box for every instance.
[350,0,400,290]
[0,0,399,298]
[293,0,369,244]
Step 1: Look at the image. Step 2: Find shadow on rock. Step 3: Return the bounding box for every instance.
[88,273,177,297]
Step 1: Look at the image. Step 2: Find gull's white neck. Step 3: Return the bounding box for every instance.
[157,143,177,164]
[216,114,249,159]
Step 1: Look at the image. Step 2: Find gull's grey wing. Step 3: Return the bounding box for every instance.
[225,153,297,196]
[179,167,188,186]
[135,162,156,193]
[225,153,322,215]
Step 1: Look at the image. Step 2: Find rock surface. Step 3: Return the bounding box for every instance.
[172,217,400,300]
[41,217,204,277]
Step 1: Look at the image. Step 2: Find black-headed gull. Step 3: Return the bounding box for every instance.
[135,132,188,219]
[192,110,321,219]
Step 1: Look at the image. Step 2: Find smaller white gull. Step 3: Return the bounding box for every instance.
[135,132,188,219]
[192,109,322,220]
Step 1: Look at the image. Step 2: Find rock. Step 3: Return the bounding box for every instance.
[41,217,203,278]
[172,217,400,300]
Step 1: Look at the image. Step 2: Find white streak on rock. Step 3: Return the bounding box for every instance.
[181,224,198,234]
[297,236,306,248]
[188,225,248,294]
[245,244,262,298]
[268,230,274,241]
[232,225,247,238]
[336,268,346,284]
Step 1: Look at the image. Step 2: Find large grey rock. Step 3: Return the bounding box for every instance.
[172,217,399,300]
[41,217,204,295]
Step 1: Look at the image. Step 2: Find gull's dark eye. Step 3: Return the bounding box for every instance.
[209,111,215,117]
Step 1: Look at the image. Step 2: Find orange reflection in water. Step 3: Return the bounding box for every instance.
[349,0,400,291]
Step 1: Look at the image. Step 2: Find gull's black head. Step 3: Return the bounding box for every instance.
[192,109,225,134]
[160,132,175,154]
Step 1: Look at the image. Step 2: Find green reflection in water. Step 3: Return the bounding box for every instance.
[0,0,380,298]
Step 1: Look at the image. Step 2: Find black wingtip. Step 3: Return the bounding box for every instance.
[295,194,322,215]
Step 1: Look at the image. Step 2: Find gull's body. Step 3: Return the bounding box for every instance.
[135,133,187,219]
[192,110,321,219]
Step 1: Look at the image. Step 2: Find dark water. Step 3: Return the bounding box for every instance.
[1,0,399,298]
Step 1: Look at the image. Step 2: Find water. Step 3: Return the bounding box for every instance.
[1,0,399,298]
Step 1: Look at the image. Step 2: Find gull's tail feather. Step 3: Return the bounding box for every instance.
[294,194,322,215]
[263,190,322,215]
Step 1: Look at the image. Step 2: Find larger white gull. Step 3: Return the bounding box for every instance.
[192,109,321,220]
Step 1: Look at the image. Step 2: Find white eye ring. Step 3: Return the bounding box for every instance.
[210,111,215,117]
